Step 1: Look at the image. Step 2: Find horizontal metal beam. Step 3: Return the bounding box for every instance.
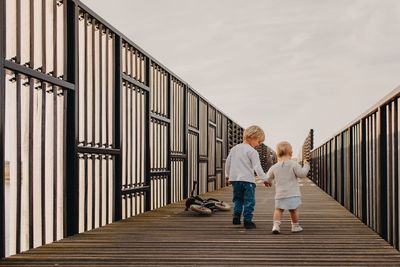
[77,146,120,155]
[208,176,217,182]
[171,153,187,159]
[199,156,208,162]
[150,170,171,176]
[122,73,150,92]
[121,185,150,195]
[151,113,171,124]
[4,60,75,90]
[188,126,199,134]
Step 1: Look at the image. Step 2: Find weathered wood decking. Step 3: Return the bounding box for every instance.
[1,179,400,266]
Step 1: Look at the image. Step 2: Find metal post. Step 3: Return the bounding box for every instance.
[349,127,354,213]
[113,35,122,221]
[379,107,388,240]
[166,74,171,204]
[144,58,151,211]
[0,0,6,259]
[196,96,200,196]
[183,85,188,198]
[361,118,368,224]
[65,0,79,237]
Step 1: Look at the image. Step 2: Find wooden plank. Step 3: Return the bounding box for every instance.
[1,178,400,266]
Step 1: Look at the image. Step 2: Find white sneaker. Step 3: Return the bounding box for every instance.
[291,223,303,233]
[272,221,281,234]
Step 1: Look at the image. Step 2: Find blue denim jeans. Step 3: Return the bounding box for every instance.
[231,181,256,222]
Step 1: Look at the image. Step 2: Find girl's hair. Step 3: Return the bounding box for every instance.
[243,125,265,142]
[276,141,292,158]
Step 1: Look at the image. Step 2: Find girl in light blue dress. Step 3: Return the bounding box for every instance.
[266,141,310,234]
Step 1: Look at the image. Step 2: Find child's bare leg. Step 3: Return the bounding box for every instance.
[289,209,303,232]
[272,208,284,233]
[273,208,284,221]
[289,209,299,223]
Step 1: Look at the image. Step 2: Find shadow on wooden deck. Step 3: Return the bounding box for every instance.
[1,179,400,266]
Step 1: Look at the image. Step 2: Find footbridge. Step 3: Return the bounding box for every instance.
[0,1,399,265]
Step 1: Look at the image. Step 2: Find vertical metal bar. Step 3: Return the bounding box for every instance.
[206,103,209,192]
[387,107,393,242]
[349,126,354,213]
[15,0,22,253]
[139,89,143,188]
[16,75,21,253]
[65,0,79,237]
[91,19,96,230]
[144,58,151,211]
[130,83,133,190]
[82,12,88,230]
[361,118,368,224]
[393,101,398,249]
[41,81,46,244]
[183,85,188,198]
[105,29,109,223]
[113,34,122,221]
[52,0,58,242]
[28,81,34,250]
[40,0,47,245]
[135,87,139,189]
[83,13,88,147]
[341,134,345,205]
[166,74,171,204]
[98,24,103,227]
[91,154,95,229]
[196,97,200,196]
[379,106,388,240]
[396,100,400,249]
[91,18,96,147]
[27,0,35,248]
[0,0,5,258]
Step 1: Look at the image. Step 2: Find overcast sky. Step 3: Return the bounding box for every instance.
[83,0,400,155]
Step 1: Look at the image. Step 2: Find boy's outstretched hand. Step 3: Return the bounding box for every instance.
[225,177,231,186]
[263,181,271,187]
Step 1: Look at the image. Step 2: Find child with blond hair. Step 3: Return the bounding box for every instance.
[266,141,309,234]
[225,125,270,229]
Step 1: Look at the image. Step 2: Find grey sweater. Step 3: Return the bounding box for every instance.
[225,143,267,183]
[266,160,310,199]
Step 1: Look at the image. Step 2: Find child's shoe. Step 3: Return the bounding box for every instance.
[291,223,303,233]
[272,221,281,234]
[244,221,256,229]
[232,214,241,225]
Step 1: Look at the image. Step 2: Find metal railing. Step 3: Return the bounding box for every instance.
[310,87,400,250]
[0,0,244,258]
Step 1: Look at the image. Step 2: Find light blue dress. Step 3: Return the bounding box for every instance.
[275,196,302,210]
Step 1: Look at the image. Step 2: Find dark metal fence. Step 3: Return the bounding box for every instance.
[310,88,400,250]
[0,0,243,258]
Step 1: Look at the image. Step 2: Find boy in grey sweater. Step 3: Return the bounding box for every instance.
[225,125,270,229]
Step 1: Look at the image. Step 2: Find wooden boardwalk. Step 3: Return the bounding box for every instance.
[1,179,400,266]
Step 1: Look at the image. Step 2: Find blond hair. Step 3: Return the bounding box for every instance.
[276,141,292,158]
[243,125,265,142]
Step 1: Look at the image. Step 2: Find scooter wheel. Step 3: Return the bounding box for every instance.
[214,202,231,211]
[190,204,212,215]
